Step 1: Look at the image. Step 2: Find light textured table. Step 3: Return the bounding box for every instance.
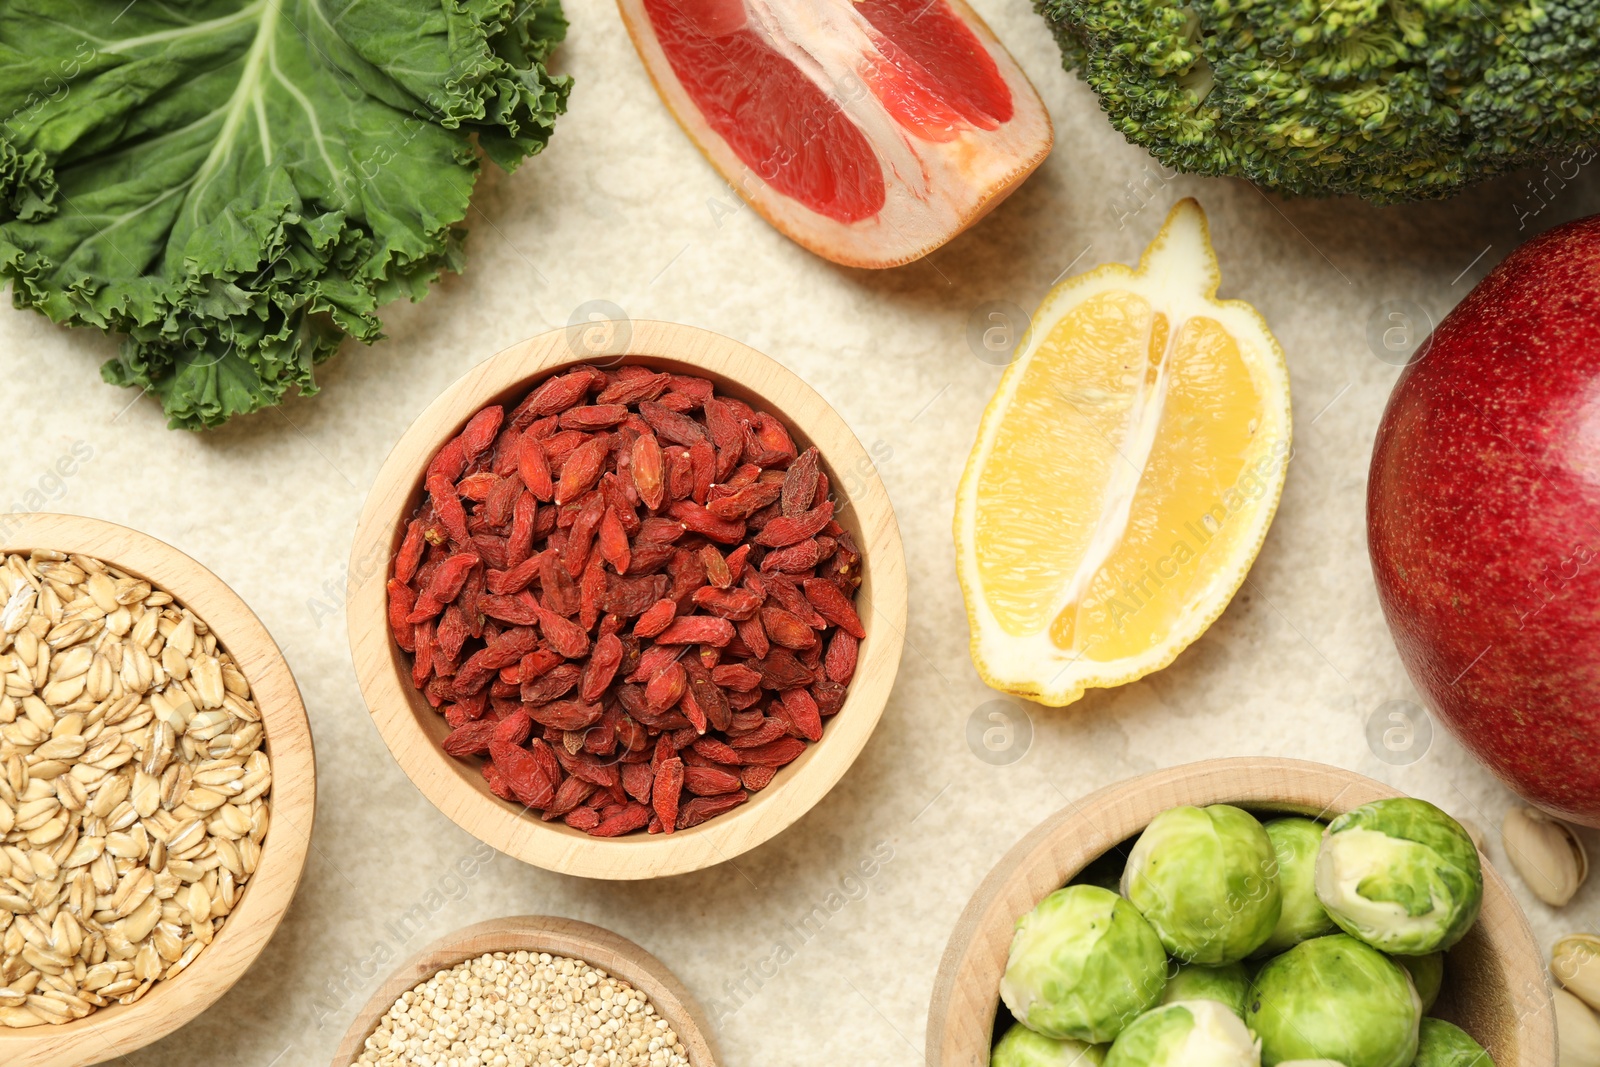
[2,2,1596,1064]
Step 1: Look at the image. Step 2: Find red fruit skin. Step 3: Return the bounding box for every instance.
[1368,213,1600,826]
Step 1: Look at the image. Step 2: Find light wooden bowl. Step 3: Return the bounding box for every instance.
[348,320,907,880]
[330,915,717,1066]
[0,514,315,1067]
[928,757,1553,1067]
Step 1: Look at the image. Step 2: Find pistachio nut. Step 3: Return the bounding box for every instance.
[1555,934,1600,1012]
[1557,988,1600,1067]
[1503,807,1588,907]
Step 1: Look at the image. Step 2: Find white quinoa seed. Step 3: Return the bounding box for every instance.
[357,950,692,1067]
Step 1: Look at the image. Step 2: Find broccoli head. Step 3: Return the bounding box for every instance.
[1037,0,1600,200]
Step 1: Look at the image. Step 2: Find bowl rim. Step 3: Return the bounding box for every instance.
[926,756,1554,1067]
[347,320,908,880]
[328,914,718,1066]
[0,513,316,1067]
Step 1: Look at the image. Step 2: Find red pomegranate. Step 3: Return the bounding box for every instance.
[1368,213,1600,826]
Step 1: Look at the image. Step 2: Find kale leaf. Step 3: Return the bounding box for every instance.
[0,0,569,428]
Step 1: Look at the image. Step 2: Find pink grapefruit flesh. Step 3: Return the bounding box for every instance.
[621,0,1053,268]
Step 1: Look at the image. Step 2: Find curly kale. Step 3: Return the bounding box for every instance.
[0,0,570,428]
[1037,0,1600,200]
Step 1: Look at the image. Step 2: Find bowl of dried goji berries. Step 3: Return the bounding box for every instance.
[348,321,907,879]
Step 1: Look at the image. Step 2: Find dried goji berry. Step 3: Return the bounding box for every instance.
[736,615,770,659]
[591,802,652,838]
[652,757,684,834]
[654,616,734,647]
[561,403,629,430]
[760,606,817,651]
[443,719,498,757]
[755,500,835,548]
[679,684,709,734]
[633,598,677,638]
[599,371,670,405]
[825,630,859,685]
[621,760,655,804]
[780,688,823,742]
[759,648,815,689]
[711,663,762,691]
[479,594,540,627]
[741,765,776,792]
[677,792,748,829]
[683,659,732,733]
[420,552,479,608]
[667,501,745,544]
[737,737,807,767]
[525,368,598,419]
[517,432,554,502]
[564,807,601,831]
[491,741,555,808]
[632,432,665,511]
[493,709,533,747]
[782,447,821,518]
[707,482,782,521]
[535,604,591,659]
[683,764,741,796]
[521,663,581,704]
[483,760,517,802]
[532,700,603,731]
[395,520,428,585]
[545,775,598,817]
[760,539,823,573]
[645,661,687,713]
[744,413,796,467]
[639,401,707,446]
[594,506,632,575]
[699,545,731,589]
[581,633,623,703]
[387,580,417,651]
[555,435,609,505]
[804,577,867,639]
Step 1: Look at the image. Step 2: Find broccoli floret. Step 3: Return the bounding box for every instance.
[1037,0,1600,200]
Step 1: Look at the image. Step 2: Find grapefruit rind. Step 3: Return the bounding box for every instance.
[953,199,1293,706]
[618,0,1054,269]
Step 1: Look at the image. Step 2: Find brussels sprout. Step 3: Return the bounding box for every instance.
[1160,962,1252,1018]
[1001,885,1169,1043]
[1411,1019,1493,1066]
[1245,934,1421,1067]
[992,1021,1109,1066]
[1260,818,1336,953]
[1274,1062,1348,1066]
[1393,952,1444,1013]
[1314,799,1482,955]
[1122,805,1283,964]
[1103,1000,1261,1067]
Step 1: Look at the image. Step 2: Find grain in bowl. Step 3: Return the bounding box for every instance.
[0,550,270,1027]
[357,950,690,1067]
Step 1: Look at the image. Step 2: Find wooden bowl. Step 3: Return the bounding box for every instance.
[927,757,1553,1067]
[330,915,717,1066]
[348,321,907,879]
[0,514,315,1067]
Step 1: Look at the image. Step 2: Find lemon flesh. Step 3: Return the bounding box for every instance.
[955,199,1291,706]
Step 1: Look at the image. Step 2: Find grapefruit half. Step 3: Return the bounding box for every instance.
[619,0,1054,268]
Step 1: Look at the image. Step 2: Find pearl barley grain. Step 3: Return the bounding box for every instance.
[357,951,692,1067]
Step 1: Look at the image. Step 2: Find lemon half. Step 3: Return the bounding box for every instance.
[955,199,1292,706]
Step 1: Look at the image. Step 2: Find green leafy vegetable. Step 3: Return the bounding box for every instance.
[0,0,570,428]
[1034,0,1600,201]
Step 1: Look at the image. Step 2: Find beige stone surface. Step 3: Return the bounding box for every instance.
[1,1,1597,1064]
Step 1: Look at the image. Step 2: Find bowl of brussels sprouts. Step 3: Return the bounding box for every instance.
[927,758,1552,1067]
